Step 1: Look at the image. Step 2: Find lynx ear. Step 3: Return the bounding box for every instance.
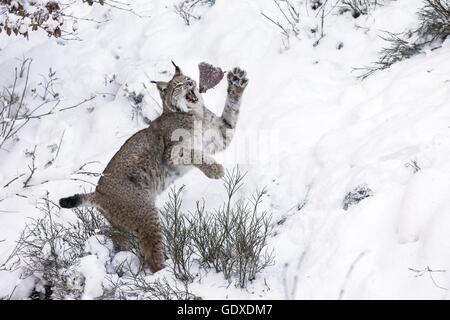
[171,60,183,76]
[152,80,169,96]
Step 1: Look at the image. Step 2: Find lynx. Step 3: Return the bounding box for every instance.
[59,63,248,272]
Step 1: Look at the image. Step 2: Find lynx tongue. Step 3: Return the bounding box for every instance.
[185,90,198,103]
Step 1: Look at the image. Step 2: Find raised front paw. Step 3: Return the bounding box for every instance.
[227,67,248,96]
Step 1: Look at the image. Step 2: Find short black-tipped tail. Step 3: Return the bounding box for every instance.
[60,192,98,209]
[59,194,82,208]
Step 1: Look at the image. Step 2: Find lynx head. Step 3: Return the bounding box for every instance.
[152,62,203,113]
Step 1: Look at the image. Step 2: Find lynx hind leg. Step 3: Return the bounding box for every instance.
[101,200,165,273]
[138,211,165,273]
[96,208,130,252]
[107,223,136,252]
[227,67,248,97]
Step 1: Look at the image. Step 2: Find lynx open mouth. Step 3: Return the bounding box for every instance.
[185,90,198,103]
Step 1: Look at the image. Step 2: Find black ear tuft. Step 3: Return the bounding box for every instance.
[171,60,182,76]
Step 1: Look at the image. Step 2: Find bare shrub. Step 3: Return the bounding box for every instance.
[106,274,199,300]
[0,0,145,39]
[174,0,215,26]
[161,167,274,288]
[261,0,384,49]
[261,0,300,50]
[409,266,448,291]
[161,185,195,283]
[0,59,93,151]
[0,0,104,39]
[356,31,423,79]
[340,0,383,18]
[405,160,421,173]
[357,0,450,78]
[417,0,450,43]
[0,196,117,299]
[342,184,373,210]
[9,197,87,299]
[191,169,273,288]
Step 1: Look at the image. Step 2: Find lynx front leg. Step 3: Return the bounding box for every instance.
[164,145,224,179]
[218,67,248,150]
[194,154,225,179]
[222,67,248,128]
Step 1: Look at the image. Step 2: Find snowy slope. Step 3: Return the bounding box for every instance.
[1,0,450,299]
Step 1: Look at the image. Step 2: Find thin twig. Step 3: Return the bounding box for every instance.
[3,173,25,188]
[23,146,37,188]
[409,266,448,291]
[58,95,97,112]
[338,251,368,299]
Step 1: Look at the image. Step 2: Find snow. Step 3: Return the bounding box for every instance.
[79,254,106,299]
[110,251,140,276]
[1,0,450,299]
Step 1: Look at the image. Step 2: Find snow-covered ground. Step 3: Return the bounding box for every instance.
[1,0,450,299]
